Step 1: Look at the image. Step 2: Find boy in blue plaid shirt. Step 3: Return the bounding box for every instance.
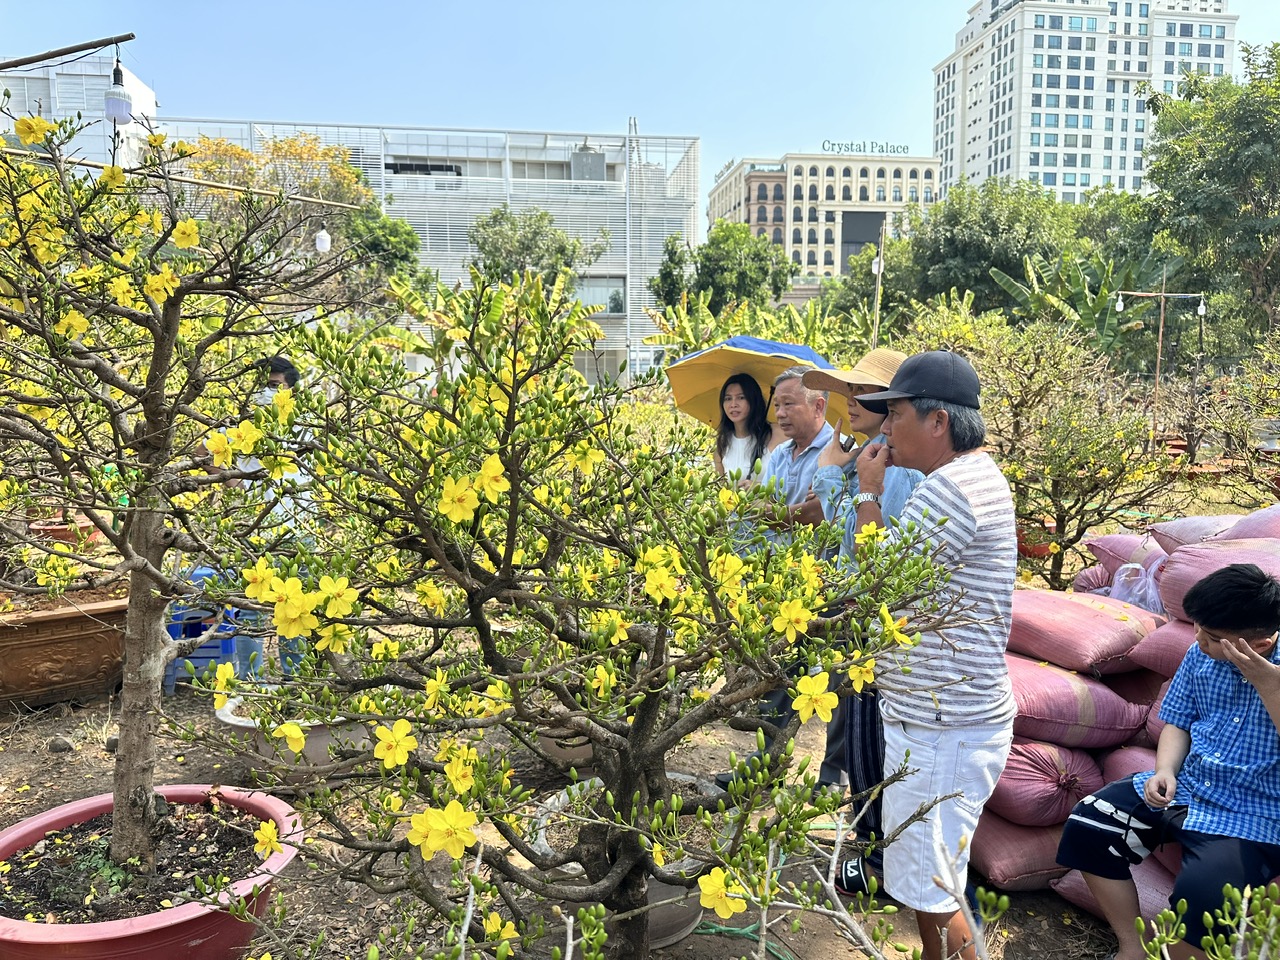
[1057,563,1280,960]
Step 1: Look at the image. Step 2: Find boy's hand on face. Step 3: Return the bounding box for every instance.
[1222,635,1280,694]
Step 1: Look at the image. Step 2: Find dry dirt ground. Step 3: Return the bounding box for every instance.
[0,686,1116,960]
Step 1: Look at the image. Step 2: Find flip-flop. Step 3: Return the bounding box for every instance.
[834,857,872,897]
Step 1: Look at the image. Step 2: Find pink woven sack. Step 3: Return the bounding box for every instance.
[1158,539,1280,622]
[970,812,1068,891]
[1007,590,1164,676]
[1051,860,1175,923]
[987,738,1104,827]
[1086,533,1166,577]
[1148,515,1243,554]
[1008,654,1149,748]
[1128,619,1196,679]
[1210,504,1280,541]
[1100,745,1157,782]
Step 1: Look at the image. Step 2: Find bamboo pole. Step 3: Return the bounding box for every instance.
[0,34,136,72]
[0,147,362,210]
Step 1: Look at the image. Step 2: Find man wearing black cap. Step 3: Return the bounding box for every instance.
[834,351,1017,960]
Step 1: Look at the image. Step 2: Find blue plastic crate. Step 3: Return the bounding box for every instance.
[163,567,242,694]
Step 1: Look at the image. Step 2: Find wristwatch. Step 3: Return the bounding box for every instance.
[852,492,881,507]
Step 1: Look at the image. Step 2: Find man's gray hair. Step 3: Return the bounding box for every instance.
[910,398,986,451]
[774,365,827,405]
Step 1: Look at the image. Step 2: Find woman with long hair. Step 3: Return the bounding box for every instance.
[713,373,781,486]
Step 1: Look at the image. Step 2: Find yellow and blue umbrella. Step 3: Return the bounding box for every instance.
[664,336,850,429]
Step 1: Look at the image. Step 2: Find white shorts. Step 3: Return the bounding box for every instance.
[881,717,1013,912]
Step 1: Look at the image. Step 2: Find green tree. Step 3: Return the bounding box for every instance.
[1147,43,1280,331]
[901,178,1077,313]
[650,222,799,315]
[816,238,916,339]
[468,203,609,288]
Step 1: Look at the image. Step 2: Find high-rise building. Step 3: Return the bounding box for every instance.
[706,153,941,287]
[1,56,699,380]
[933,0,1238,202]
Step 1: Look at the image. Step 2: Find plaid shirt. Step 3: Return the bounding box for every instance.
[1133,640,1280,846]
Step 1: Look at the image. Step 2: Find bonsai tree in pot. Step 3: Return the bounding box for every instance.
[206,272,962,960]
[0,110,365,877]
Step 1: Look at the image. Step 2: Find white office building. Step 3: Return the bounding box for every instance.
[933,0,1238,201]
[0,53,157,166]
[1,56,699,380]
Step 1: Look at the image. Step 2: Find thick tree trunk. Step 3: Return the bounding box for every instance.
[110,511,169,869]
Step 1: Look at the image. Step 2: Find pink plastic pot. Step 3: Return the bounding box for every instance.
[0,784,301,959]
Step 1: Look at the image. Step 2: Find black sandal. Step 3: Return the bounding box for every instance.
[834,857,872,897]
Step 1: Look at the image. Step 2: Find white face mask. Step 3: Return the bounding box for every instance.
[254,387,278,406]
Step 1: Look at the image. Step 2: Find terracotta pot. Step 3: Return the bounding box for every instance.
[1016,519,1058,560]
[0,598,127,709]
[0,784,302,959]
[27,513,101,544]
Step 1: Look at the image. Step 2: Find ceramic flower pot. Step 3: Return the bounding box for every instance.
[0,598,127,709]
[0,784,301,960]
[215,691,371,782]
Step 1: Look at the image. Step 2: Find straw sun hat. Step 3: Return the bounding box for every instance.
[800,348,908,396]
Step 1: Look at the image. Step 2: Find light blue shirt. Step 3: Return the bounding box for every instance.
[753,421,835,548]
[809,434,924,568]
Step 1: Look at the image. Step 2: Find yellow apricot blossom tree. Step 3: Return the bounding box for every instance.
[0,109,358,867]
[200,271,959,960]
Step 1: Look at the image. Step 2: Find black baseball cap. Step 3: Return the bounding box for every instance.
[856,350,981,414]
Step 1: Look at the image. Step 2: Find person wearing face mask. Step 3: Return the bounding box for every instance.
[234,356,313,678]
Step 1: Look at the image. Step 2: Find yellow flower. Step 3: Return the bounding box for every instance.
[172,218,200,249]
[147,132,167,149]
[652,842,666,867]
[373,718,417,769]
[591,609,630,645]
[318,575,358,618]
[878,603,914,646]
[1048,542,1062,555]
[590,663,616,698]
[847,655,876,694]
[854,522,885,546]
[212,661,236,709]
[99,165,126,190]
[792,672,839,724]
[14,115,55,145]
[242,557,279,601]
[204,432,233,468]
[408,800,477,860]
[437,475,480,524]
[260,455,298,481]
[475,453,510,503]
[771,598,811,643]
[143,264,180,303]
[423,668,450,710]
[253,820,283,858]
[226,420,264,455]
[718,487,740,512]
[568,440,605,474]
[698,867,747,920]
[314,623,353,654]
[272,387,296,420]
[371,637,400,660]
[483,911,516,941]
[272,722,307,754]
[415,580,447,617]
[444,756,475,794]
[644,565,680,603]
[52,308,90,338]
[273,577,320,639]
[108,275,136,307]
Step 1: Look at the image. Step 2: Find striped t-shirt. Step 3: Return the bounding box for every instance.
[876,452,1018,726]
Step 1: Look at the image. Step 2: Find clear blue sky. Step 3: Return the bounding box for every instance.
[7,0,1280,206]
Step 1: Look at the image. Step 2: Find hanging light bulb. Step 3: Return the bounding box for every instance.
[1197,297,1206,316]
[314,225,331,253]
[103,60,133,126]
[1114,293,1124,312]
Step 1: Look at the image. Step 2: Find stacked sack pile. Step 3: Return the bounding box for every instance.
[967,503,1280,923]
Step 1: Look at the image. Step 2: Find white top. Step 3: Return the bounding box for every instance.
[876,452,1019,726]
[721,434,764,484]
